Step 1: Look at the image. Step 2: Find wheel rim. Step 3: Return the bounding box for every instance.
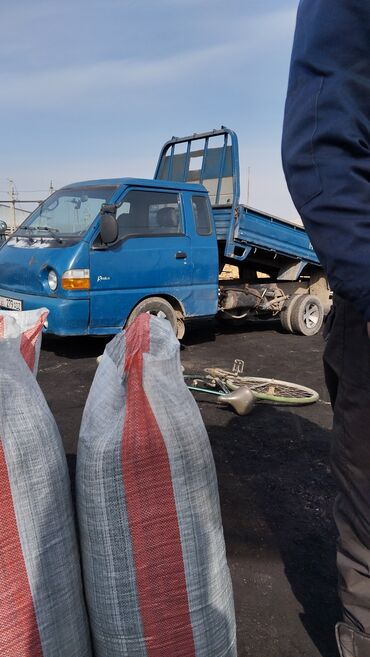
[303,302,320,329]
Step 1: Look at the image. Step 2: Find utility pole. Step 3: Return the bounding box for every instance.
[49,180,54,195]
[247,167,251,206]
[7,178,16,230]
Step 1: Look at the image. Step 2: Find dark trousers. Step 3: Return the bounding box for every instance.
[324,296,370,633]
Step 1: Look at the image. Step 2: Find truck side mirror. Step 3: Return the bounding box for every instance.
[99,204,118,244]
[0,220,7,243]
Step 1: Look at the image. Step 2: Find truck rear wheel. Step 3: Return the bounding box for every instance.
[290,294,324,336]
[126,297,183,338]
[280,295,300,333]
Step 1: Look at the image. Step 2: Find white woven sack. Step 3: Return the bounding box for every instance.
[0,307,49,374]
[77,313,237,657]
[0,340,92,657]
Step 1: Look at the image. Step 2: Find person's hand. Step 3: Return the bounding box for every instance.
[367,322,370,340]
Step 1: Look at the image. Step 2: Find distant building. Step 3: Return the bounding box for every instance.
[0,204,31,230]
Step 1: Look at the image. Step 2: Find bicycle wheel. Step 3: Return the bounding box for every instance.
[204,368,319,405]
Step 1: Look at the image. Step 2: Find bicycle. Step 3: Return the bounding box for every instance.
[184,359,319,415]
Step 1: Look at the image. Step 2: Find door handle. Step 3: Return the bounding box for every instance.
[176,251,187,259]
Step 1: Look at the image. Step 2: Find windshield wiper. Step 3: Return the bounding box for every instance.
[16,225,62,243]
[35,226,63,243]
[16,226,38,241]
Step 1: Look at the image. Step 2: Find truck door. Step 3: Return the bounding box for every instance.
[89,188,193,330]
[186,193,219,316]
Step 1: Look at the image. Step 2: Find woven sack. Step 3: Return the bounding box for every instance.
[0,307,49,373]
[0,340,92,657]
[77,313,237,657]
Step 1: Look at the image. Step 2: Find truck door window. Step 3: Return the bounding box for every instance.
[192,195,213,236]
[117,190,183,239]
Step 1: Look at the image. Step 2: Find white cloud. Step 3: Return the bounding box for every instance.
[0,7,295,111]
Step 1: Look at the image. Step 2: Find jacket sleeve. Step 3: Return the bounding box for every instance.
[282,0,370,320]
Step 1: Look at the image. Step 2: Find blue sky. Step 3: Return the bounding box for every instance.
[0,0,300,220]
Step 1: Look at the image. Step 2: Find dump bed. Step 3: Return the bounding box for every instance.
[214,204,319,264]
[155,127,319,267]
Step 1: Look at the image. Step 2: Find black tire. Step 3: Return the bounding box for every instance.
[280,295,301,333]
[176,316,185,340]
[126,297,180,336]
[290,294,324,336]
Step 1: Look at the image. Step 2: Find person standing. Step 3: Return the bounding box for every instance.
[282,2,370,656]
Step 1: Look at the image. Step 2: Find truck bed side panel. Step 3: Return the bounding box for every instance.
[236,206,319,264]
[214,205,319,265]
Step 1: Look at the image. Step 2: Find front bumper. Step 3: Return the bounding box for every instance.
[0,288,90,336]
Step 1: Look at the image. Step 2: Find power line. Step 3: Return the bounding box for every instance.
[0,189,50,193]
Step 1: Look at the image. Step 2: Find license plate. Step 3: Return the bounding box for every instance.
[0,296,23,311]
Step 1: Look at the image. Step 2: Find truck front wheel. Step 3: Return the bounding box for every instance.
[126,297,184,338]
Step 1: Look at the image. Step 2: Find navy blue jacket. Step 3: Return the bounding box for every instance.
[282,0,370,319]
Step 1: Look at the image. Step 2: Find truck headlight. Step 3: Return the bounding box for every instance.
[62,269,90,290]
[48,269,58,291]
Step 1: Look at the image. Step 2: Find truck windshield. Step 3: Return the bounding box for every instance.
[23,185,119,236]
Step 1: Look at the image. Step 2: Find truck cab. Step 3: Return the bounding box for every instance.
[0,178,218,336]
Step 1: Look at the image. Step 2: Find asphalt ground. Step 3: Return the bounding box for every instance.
[38,319,339,657]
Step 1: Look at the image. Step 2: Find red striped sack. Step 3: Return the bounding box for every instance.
[77,313,237,657]
[0,307,48,373]
[0,340,92,657]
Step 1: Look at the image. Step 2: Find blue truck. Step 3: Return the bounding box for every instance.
[0,127,329,337]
